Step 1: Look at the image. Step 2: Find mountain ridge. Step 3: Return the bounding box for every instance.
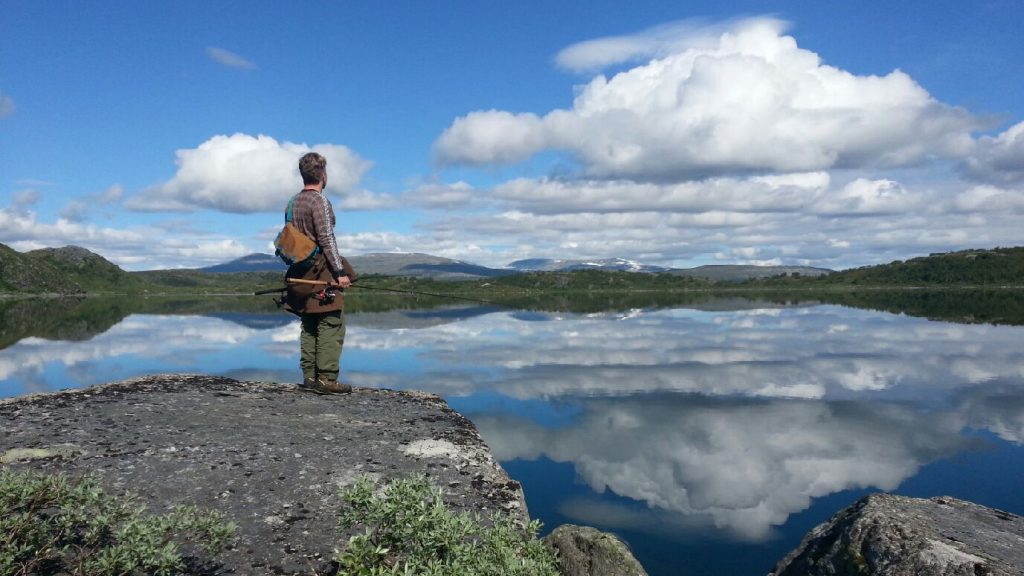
[3,242,1023,295]
[205,252,832,280]
[508,257,669,273]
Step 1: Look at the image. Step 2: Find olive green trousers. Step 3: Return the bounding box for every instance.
[299,311,346,381]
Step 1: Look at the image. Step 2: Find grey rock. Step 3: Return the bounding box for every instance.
[0,374,529,575]
[545,524,648,576]
[771,493,1024,576]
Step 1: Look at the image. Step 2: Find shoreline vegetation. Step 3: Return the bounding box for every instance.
[1,244,1022,296]
[2,245,1024,333]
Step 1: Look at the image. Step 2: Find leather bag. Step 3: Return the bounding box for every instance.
[274,195,319,265]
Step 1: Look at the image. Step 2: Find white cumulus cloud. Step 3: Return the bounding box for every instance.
[813,178,924,216]
[491,172,827,215]
[966,121,1024,184]
[952,184,1024,213]
[435,110,547,166]
[126,133,372,214]
[435,17,980,181]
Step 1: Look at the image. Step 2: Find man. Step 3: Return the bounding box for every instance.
[281,152,353,394]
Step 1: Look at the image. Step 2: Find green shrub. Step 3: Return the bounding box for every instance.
[0,468,235,575]
[336,475,559,576]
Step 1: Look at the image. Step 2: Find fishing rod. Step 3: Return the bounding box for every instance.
[255,278,510,308]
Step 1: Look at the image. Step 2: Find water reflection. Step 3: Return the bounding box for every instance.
[475,394,977,540]
[2,293,1024,575]
[366,305,1024,403]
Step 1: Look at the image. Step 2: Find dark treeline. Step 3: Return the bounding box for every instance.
[748,247,1024,287]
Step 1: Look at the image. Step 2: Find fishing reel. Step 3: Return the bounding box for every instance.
[314,288,337,303]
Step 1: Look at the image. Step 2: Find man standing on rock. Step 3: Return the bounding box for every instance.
[281,152,353,394]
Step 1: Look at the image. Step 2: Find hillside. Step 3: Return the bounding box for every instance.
[27,246,141,292]
[200,253,283,273]
[0,244,83,294]
[734,247,1024,288]
[0,243,280,296]
[825,247,1024,285]
[133,269,281,293]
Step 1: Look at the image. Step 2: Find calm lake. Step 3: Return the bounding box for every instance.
[3,291,1024,575]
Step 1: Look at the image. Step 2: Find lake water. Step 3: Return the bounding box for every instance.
[2,293,1024,575]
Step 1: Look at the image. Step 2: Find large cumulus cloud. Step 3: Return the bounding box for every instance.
[126,133,374,213]
[422,16,1024,270]
[435,18,979,181]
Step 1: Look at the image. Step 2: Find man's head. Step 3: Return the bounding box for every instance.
[299,152,327,187]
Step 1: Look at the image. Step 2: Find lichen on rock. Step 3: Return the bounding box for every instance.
[771,493,1024,576]
[544,524,649,576]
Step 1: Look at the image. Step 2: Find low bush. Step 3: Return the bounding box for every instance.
[0,468,235,576]
[336,475,559,576]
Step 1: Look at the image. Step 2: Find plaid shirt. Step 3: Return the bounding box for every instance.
[289,189,345,277]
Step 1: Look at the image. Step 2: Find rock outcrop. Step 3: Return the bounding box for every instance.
[771,493,1024,576]
[0,375,528,575]
[544,524,648,576]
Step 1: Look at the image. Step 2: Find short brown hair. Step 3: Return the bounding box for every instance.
[299,152,327,185]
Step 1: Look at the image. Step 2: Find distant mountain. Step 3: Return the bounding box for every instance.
[351,253,512,280]
[670,264,832,282]
[205,252,512,280]
[201,253,284,273]
[509,258,829,280]
[508,258,669,273]
[187,252,835,281]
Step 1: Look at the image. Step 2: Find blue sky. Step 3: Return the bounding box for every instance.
[1,1,1022,270]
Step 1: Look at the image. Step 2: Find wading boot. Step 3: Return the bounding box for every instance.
[298,377,318,392]
[314,379,352,395]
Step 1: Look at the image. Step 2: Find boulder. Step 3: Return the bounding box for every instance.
[545,524,648,576]
[771,493,1024,576]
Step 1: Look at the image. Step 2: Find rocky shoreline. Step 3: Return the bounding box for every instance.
[1,375,534,575]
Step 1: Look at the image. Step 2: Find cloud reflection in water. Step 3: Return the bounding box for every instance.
[475,395,973,540]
